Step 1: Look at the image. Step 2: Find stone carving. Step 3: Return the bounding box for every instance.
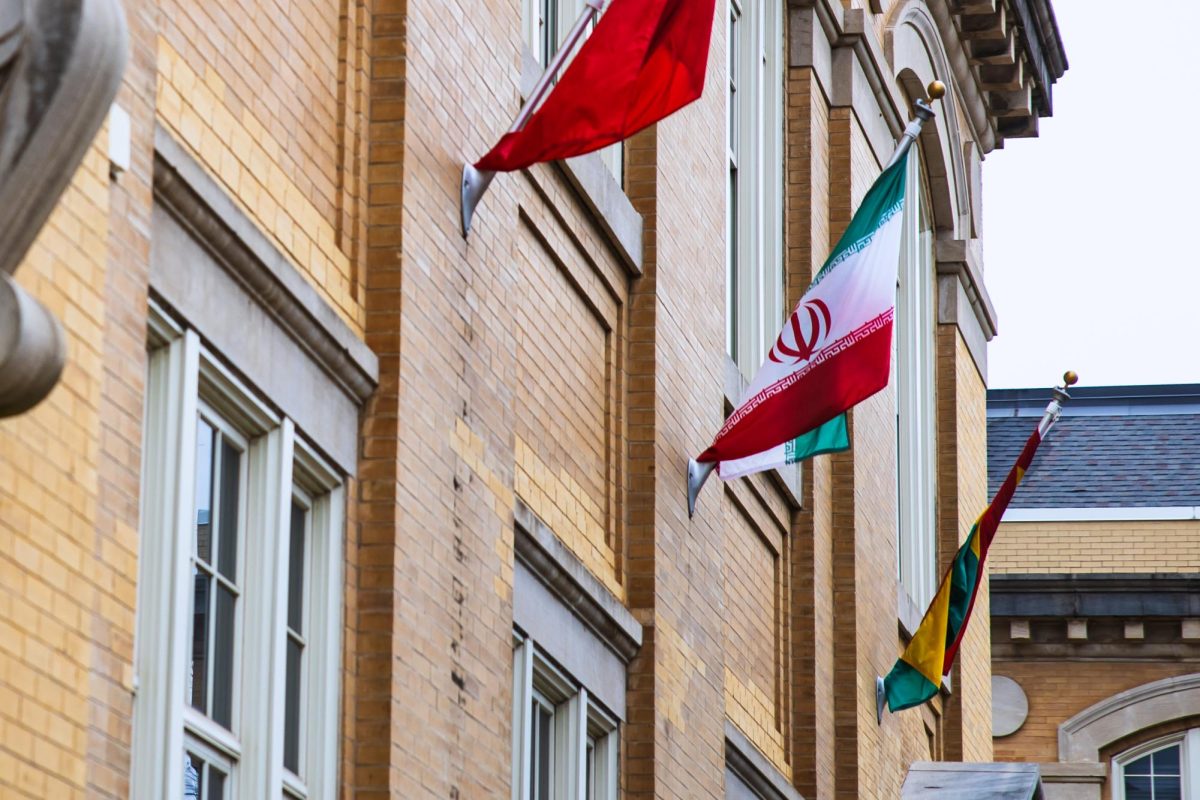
[0,0,127,416]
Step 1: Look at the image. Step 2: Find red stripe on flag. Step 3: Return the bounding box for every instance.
[941,427,1043,671]
[475,0,718,173]
[697,316,893,463]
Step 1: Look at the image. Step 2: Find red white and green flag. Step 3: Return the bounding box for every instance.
[699,153,910,479]
[883,424,1046,712]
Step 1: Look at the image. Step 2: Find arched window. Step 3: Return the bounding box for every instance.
[1113,732,1200,799]
[895,145,937,609]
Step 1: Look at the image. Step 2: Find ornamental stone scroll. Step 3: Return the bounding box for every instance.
[0,0,126,416]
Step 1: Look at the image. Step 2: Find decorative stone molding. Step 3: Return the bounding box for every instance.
[1038,762,1105,800]
[0,273,65,416]
[513,498,642,663]
[1059,673,1200,762]
[0,0,127,417]
[0,0,127,277]
[153,127,379,405]
[725,721,805,800]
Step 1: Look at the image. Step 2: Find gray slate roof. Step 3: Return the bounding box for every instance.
[987,413,1200,508]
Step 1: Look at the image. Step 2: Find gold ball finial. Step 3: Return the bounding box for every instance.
[1063,370,1079,387]
[927,80,946,101]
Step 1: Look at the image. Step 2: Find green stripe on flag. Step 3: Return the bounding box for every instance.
[945,528,981,647]
[785,413,849,464]
[884,657,939,713]
[813,154,908,288]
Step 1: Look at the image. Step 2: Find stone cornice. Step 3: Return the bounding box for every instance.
[513,498,642,663]
[153,127,378,403]
[725,721,806,800]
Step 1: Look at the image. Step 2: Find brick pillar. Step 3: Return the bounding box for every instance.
[787,64,837,800]
[625,122,659,800]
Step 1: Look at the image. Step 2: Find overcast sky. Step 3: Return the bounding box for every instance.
[983,0,1200,390]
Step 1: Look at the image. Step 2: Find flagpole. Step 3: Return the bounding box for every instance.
[461,0,608,236]
[874,370,1079,724]
[686,80,947,520]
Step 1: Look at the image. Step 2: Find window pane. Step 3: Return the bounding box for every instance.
[184,752,204,799]
[1126,753,1154,776]
[1153,745,1181,774]
[1124,775,1151,800]
[194,419,215,564]
[216,438,240,580]
[284,637,302,774]
[534,702,552,800]
[288,501,306,634]
[586,739,596,800]
[1156,776,1182,800]
[207,765,226,800]
[212,584,236,728]
[188,571,210,712]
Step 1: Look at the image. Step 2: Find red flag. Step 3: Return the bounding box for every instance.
[475,0,718,172]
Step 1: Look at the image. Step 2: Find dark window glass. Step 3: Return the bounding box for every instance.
[1153,746,1181,775]
[194,419,214,565]
[287,502,305,634]
[189,573,210,712]
[534,702,552,800]
[216,439,240,580]
[1156,776,1182,800]
[207,765,226,800]
[1126,754,1153,775]
[284,638,302,774]
[1123,776,1151,800]
[212,585,236,728]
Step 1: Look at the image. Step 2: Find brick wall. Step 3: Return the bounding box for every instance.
[0,1,1009,798]
[992,520,1200,573]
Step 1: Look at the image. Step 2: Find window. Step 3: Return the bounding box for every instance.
[895,146,937,609]
[1114,732,1200,799]
[519,0,623,185]
[521,0,624,186]
[512,636,619,800]
[727,0,784,377]
[133,306,344,799]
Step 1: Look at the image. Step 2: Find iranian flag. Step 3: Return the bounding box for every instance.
[699,152,910,478]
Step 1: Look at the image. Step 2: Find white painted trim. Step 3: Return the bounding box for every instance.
[512,640,534,800]
[131,328,199,799]
[1003,507,1200,522]
[1111,729,1200,800]
[896,148,937,610]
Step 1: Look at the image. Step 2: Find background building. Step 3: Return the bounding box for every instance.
[0,0,1063,798]
[989,384,1200,800]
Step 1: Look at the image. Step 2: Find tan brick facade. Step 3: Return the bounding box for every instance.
[992,520,1200,574]
[0,0,1062,798]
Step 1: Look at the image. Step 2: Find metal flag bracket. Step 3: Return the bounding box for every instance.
[460,0,608,237]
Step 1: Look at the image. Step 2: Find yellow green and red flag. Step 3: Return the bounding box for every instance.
[883,426,1044,712]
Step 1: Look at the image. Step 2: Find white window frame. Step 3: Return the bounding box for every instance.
[512,636,619,800]
[727,0,784,377]
[1113,730,1200,800]
[132,302,344,799]
[896,148,938,610]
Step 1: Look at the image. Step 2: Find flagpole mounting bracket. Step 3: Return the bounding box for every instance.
[686,459,717,519]
[461,164,496,237]
[875,676,887,724]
